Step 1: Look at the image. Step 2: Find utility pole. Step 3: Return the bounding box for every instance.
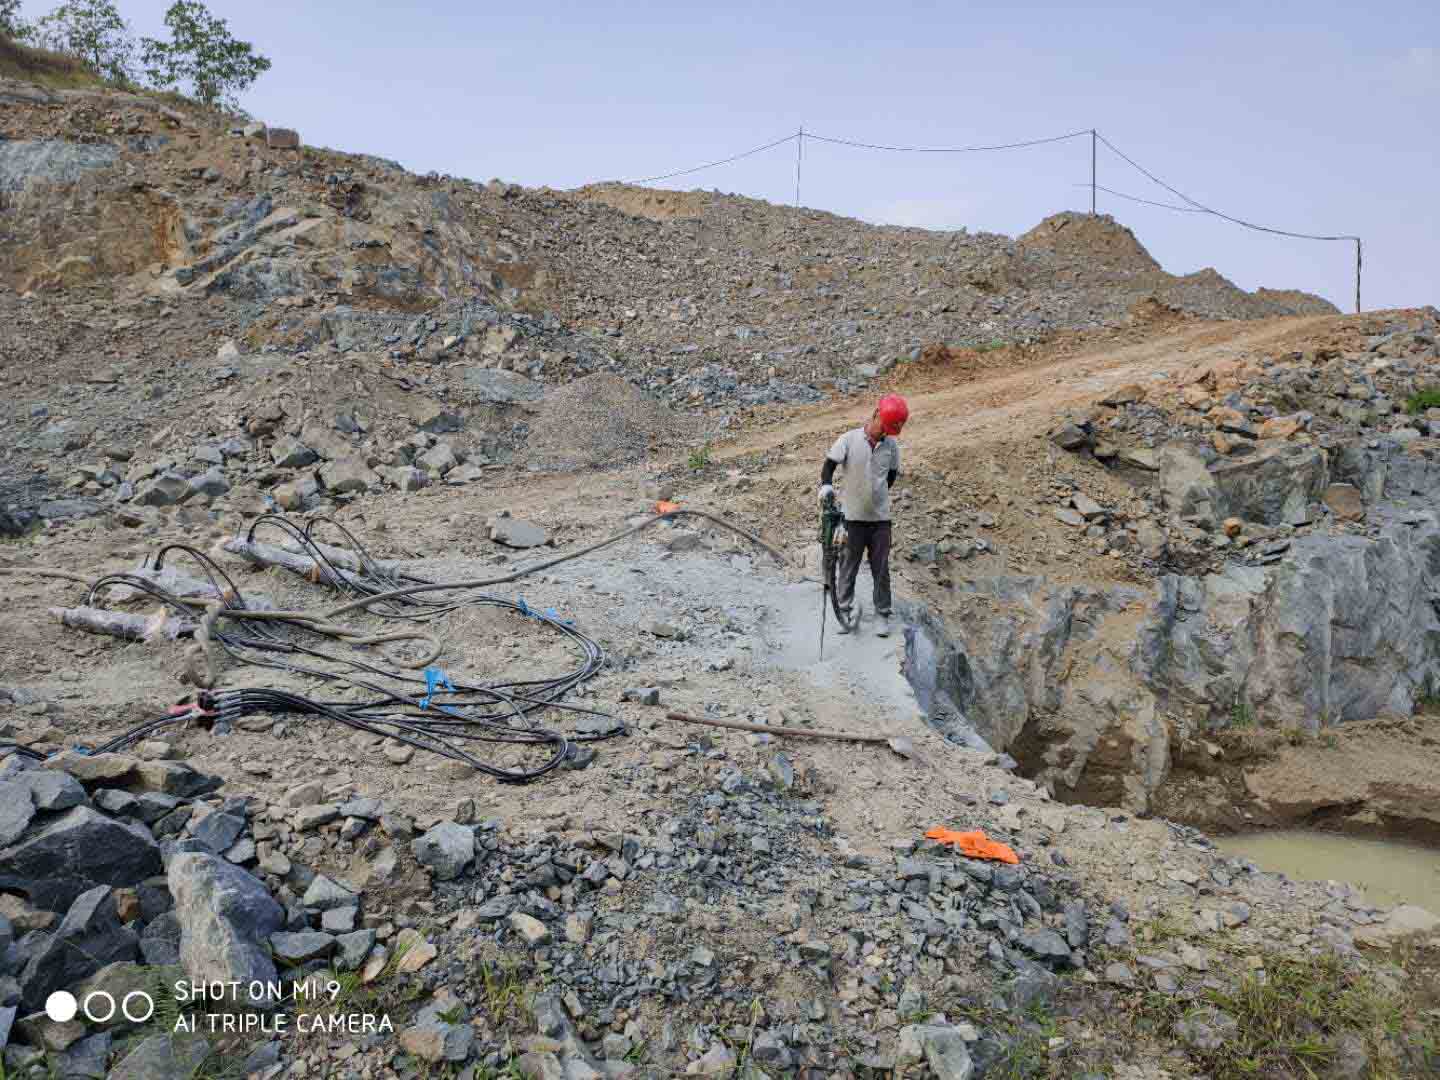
[1090,129,1097,215]
[1355,238,1362,314]
[794,125,804,218]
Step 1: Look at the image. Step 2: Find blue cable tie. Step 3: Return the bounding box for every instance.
[419,666,455,710]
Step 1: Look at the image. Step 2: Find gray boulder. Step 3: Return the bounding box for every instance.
[0,783,34,848]
[1017,929,1074,968]
[133,474,192,507]
[13,769,86,813]
[189,812,245,855]
[333,929,376,971]
[168,853,282,1008]
[463,369,544,404]
[411,821,475,881]
[318,456,379,494]
[51,1031,111,1078]
[399,999,475,1063]
[302,874,359,911]
[271,437,318,468]
[269,931,335,964]
[489,517,548,548]
[0,805,161,914]
[20,886,139,1009]
[139,910,181,965]
[417,442,458,476]
[189,469,230,499]
[107,1032,210,1080]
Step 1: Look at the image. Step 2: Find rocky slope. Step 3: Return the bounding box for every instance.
[900,309,1440,826]
[0,64,1436,1080]
[1,74,1335,421]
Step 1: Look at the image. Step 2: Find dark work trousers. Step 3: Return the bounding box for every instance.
[836,520,893,617]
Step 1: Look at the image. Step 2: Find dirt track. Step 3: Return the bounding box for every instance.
[717,313,1343,471]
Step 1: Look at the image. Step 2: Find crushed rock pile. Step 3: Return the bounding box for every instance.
[521,372,688,471]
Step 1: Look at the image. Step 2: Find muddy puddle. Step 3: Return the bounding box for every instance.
[1218,830,1440,910]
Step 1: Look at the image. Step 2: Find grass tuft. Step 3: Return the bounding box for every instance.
[1141,950,1438,1079]
[1404,389,1440,415]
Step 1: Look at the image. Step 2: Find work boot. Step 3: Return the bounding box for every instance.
[876,614,892,638]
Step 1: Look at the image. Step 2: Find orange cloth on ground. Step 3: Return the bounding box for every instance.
[924,827,1020,864]
[655,501,681,514]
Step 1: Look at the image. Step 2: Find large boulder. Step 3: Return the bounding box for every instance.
[20,886,139,1009]
[411,821,475,881]
[107,1032,210,1080]
[0,805,161,914]
[0,780,35,847]
[1209,444,1326,525]
[167,853,283,1008]
[462,369,543,405]
[318,456,379,494]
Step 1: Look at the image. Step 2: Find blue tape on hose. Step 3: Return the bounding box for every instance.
[419,666,455,710]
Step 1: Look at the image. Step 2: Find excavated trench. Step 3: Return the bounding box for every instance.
[897,433,1440,909]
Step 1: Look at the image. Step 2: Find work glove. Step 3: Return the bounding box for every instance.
[819,484,834,502]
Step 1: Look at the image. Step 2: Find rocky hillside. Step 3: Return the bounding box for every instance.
[1,75,1335,417]
[3,66,1438,1080]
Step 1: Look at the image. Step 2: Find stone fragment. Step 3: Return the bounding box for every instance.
[167,853,282,1008]
[270,931,335,964]
[1323,483,1364,521]
[490,517,548,548]
[107,1033,210,1080]
[411,821,475,881]
[20,886,139,1010]
[509,911,551,946]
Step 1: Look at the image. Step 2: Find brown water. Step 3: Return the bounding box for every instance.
[1218,830,1440,910]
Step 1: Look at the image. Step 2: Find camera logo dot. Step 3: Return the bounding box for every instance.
[45,991,79,1023]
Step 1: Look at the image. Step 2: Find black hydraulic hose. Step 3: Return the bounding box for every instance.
[53,507,780,783]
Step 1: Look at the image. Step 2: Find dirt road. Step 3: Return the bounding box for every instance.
[715,314,1342,471]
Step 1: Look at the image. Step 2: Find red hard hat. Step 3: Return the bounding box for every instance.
[877,394,909,435]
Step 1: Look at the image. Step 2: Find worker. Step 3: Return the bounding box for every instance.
[819,394,908,637]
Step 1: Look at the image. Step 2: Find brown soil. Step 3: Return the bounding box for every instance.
[1153,715,1440,844]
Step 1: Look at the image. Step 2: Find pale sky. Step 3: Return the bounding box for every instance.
[64,0,1440,310]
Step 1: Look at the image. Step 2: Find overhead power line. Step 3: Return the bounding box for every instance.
[1076,183,1211,213]
[1095,132,1357,242]
[620,132,797,186]
[804,129,1090,153]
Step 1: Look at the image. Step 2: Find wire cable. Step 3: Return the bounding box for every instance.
[1073,182,1211,213]
[620,132,798,185]
[805,129,1090,153]
[1095,132,1356,242]
[41,508,785,783]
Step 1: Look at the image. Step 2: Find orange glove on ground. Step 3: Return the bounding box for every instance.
[924,827,1020,864]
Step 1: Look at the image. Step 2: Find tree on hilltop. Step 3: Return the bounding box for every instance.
[140,0,270,110]
[1,0,30,38]
[29,0,135,81]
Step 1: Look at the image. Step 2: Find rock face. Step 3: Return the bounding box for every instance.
[0,140,120,193]
[915,432,1440,811]
[167,853,283,1007]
